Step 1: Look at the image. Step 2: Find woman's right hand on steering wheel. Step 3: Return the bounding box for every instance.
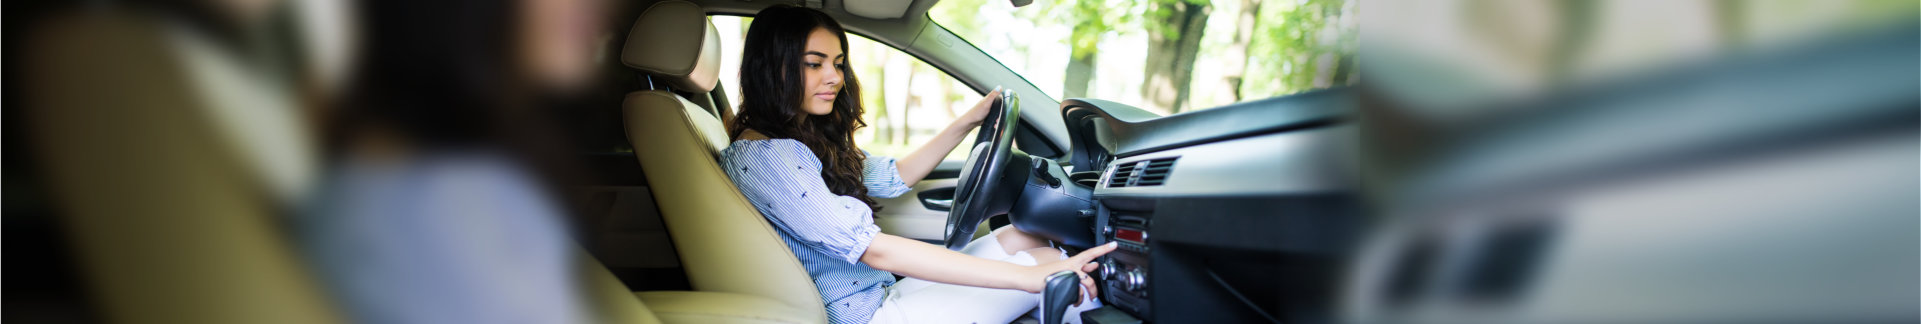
[1019,242,1119,304]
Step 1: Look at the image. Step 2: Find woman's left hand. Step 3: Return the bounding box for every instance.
[958,88,1002,129]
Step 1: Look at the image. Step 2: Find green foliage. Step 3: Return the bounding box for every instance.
[1067,0,1110,59]
[1142,0,1212,42]
[931,0,989,37]
[1010,0,1144,60]
[930,0,1353,112]
[1245,0,1354,98]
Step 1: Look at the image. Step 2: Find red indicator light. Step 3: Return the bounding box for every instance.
[1115,228,1146,244]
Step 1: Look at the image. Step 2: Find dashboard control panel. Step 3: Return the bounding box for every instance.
[1099,211,1152,318]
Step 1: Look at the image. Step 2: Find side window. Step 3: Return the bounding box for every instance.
[712,15,980,161]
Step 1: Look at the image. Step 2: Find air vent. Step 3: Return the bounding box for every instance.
[1105,157,1178,188]
[1109,163,1139,187]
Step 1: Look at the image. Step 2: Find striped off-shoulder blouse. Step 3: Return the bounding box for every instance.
[719,138,913,324]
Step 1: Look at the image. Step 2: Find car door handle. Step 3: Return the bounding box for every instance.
[918,187,957,211]
[923,198,953,209]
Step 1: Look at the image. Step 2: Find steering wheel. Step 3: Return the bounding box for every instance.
[943,89,1031,250]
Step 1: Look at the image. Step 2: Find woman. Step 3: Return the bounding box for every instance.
[721,6,1116,324]
[303,0,607,322]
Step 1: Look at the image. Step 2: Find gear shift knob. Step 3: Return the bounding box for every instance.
[1041,270,1082,324]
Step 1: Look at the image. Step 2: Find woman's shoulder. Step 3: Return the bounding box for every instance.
[736,129,771,141]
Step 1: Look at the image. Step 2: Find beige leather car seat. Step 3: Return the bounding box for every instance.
[23,8,661,324]
[23,10,344,324]
[619,1,828,323]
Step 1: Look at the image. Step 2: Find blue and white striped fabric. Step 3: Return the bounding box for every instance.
[302,151,588,324]
[861,153,914,199]
[719,138,913,324]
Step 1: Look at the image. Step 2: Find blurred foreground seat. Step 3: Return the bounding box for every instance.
[23,7,665,324]
[23,8,336,324]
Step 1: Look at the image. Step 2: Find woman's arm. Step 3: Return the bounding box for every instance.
[894,89,1001,185]
[861,233,1116,297]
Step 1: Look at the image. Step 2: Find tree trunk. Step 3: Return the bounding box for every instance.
[883,50,913,147]
[868,49,892,145]
[899,67,914,146]
[930,67,953,121]
[1065,49,1098,100]
[1141,0,1211,113]
[1063,0,1105,99]
[1218,0,1260,103]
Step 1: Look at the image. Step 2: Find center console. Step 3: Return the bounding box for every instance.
[1077,126,1360,323]
[1058,91,1357,323]
[1096,203,1155,319]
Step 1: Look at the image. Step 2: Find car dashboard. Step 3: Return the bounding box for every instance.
[1039,89,1362,323]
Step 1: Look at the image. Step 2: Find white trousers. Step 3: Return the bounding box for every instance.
[866,230,1101,324]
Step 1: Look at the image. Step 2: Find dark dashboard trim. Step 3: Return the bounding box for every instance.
[1119,117,1341,159]
[1062,88,1351,160]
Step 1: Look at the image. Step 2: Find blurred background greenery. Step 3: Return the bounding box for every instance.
[933,0,1357,115]
[714,0,1357,158]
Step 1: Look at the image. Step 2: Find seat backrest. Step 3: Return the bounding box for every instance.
[618,1,828,322]
[25,8,664,324]
[23,10,342,324]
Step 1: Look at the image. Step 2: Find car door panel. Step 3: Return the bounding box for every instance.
[874,160,964,241]
[875,178,956,241]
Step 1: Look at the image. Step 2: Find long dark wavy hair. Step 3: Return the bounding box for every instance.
[729,5,879,212]
[327,0,586,199]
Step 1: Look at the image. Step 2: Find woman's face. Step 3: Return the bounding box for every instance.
[800,27,846,116]
[519,0,605,94]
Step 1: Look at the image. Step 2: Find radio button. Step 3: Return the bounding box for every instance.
[1100,260,1119,279]
[1123,270,1146,292]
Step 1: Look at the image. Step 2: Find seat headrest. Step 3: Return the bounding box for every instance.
[622,0,720,92]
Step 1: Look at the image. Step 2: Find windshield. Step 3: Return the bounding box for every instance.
[931,0,1357,115]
